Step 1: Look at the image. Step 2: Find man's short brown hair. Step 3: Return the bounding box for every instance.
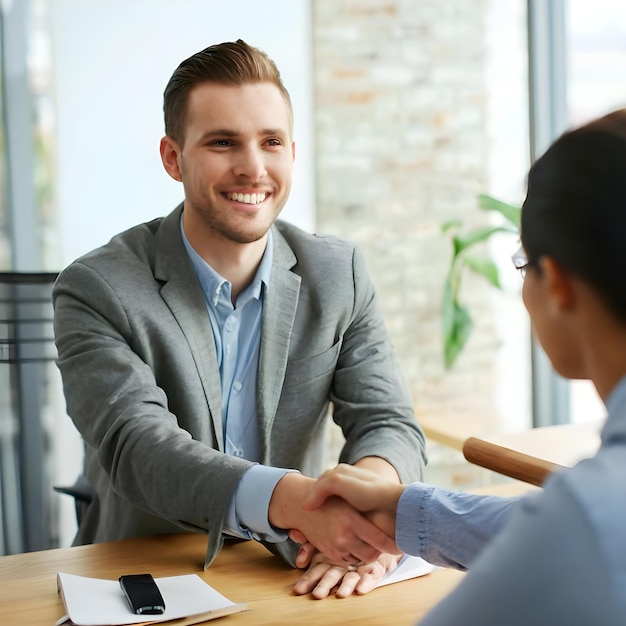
[163,39,293,145]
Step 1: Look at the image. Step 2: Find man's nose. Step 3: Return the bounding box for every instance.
[234,146,267,181]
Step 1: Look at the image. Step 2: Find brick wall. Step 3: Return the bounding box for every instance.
[312,0,507,473]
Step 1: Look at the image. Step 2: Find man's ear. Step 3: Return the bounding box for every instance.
[540,256,575,312]
[160,136,183,182]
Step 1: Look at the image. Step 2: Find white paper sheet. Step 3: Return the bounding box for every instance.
[376,554,435,587]
[57,572,246,626]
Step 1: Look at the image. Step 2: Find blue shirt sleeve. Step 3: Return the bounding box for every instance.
[396,483,518,570]
[417,477,618,626]
[223,465,299,543]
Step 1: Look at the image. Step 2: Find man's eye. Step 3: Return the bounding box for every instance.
[211,139,232,147]
[266,138,282,147]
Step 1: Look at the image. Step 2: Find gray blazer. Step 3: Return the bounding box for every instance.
[53,205,426,567]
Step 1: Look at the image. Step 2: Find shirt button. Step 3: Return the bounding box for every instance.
[233,381,242,392]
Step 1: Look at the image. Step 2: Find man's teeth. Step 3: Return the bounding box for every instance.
[228,192,267,204]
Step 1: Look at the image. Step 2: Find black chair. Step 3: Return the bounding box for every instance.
[0,271,59,554]
[53,474,93,527]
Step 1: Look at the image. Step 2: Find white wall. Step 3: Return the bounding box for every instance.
[50,0,315,267]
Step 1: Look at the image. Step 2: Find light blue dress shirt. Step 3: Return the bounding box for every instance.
[181,224,291,543]
[397,376,626,625]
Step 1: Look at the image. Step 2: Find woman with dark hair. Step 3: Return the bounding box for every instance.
[302,109,626,625]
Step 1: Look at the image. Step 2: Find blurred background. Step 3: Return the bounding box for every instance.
[1,0,624,555]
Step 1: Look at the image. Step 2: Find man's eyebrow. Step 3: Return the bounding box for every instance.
[198,128,289,141]
[259,128,289,136]
[199,129,238,140]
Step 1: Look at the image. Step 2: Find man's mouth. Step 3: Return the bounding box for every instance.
[227,192,267,205]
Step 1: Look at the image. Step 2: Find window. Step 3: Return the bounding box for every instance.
[564,0,626,423]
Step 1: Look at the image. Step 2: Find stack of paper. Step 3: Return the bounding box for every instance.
[56,572,247,626]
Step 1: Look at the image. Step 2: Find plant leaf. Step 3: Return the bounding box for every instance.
[442,276,456,339]
[442,277,474,369]
[453,226,514,256]
[443,300,473,369]
[441,193,521,368]
[462,256,501,289]
[477,193,521,229]
[441,219,463,234]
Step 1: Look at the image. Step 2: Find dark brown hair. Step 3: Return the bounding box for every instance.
[163,39,293,145]
[521,109,626,320]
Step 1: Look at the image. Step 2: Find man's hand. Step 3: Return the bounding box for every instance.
[293,547,402,599]
[268,472,397,565]
[302,463,405,538]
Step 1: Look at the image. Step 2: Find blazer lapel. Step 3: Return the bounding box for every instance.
[258,227,301,461]
[153,206,225,451]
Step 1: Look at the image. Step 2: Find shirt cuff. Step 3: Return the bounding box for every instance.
[396,482,434,556]
[223,465,299,543]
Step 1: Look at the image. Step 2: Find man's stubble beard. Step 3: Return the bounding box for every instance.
[195,201,277,245]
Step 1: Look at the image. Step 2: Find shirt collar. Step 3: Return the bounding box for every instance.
[600,374,626,444]
[180,217,273,306]
[604,375,626,416]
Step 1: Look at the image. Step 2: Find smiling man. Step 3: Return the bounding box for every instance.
[53,40,426,599]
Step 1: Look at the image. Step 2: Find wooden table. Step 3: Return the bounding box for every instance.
[422,415,602,467]
[461,419,603,486]
[470,419,602,469]
[0,532,466,625]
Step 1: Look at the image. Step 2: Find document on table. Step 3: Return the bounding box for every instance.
[56,572,247,626]
[56,555,433,625]
[376,554,435,587]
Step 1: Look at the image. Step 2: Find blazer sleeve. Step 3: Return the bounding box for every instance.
[53,259,252,566]
[330,245,427,483]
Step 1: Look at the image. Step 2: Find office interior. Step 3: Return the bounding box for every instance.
[1,0,624,556]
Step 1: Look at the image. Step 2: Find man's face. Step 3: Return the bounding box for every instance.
[163,82,295,246]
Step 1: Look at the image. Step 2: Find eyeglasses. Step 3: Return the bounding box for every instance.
[511,246,530,278]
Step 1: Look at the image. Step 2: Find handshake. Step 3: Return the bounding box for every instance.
[269,463,407,573]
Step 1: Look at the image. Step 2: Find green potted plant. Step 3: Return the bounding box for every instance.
[442,194,521,369]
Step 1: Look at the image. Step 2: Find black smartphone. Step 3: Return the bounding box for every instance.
[119,573,165,615]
